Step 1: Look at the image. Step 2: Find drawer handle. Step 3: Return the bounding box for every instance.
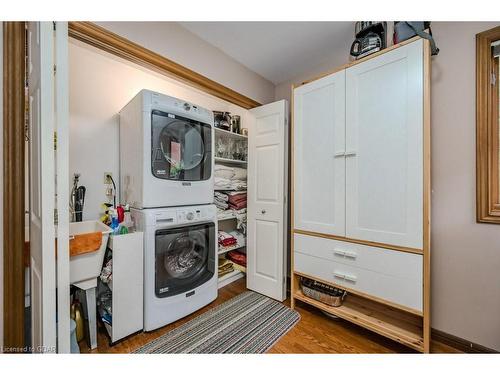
[333,271,345,280]
[333,271,357,283]
[344,274,357,283]
[333,249,357,259]
[333,249,345,257]
[344,251,357,259]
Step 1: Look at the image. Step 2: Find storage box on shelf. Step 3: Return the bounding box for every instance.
[97,231,144,344]
[291,37,431,353]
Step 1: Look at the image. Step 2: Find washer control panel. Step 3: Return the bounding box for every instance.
[175,205,215,225]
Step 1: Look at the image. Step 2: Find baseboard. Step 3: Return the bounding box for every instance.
[432,328,498,353]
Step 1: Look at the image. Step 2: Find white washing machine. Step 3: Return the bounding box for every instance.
[132,204,218,331]
[120,90,214,209]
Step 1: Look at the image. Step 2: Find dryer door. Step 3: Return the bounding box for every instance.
[154,222,216,297]
[151,110,212,181]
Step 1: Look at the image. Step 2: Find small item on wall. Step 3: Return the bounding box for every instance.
[393,21,440,55]
[70,173,86,222]
[350,22,387,60]
[241,128,249,137]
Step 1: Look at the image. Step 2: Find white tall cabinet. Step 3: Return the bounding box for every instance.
[291,38,431,353]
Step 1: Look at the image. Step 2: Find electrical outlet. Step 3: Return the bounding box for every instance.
[104,172,113,184]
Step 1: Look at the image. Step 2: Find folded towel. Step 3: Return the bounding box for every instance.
[218,231,237,247]
[227,250,247,267]
[228,194,246,205]
[229,201,247,210]
[214,191,229,202]
[232,167,247,181]
[214,165,247,181]
[214,199,228,210]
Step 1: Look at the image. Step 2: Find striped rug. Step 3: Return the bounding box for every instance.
[133,291,300,354]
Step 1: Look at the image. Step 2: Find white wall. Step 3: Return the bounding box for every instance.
[276,22,500,351]
[0,22,4,351]
[274,38,352,102]
[95,22,275,105]
[430,22,500,351]
[69,40,254,220]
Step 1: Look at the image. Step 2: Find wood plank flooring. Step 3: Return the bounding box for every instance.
[80,278,459,354]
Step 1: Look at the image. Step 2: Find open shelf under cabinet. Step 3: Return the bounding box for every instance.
[292,273,424,352]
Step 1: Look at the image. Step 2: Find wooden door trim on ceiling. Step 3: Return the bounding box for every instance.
[2,21,26,351]
[68,22,261,110]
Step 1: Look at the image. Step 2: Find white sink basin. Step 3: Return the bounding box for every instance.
[70,221,112,286]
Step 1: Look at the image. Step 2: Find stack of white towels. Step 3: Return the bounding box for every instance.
[214,164,247,191]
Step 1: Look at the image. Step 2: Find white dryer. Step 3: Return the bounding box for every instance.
[120,90,214,209]
[132,204,218,331]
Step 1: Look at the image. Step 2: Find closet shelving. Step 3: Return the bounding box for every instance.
[214,124,248,289]
[214,157,247,165]
[214,126,248,140]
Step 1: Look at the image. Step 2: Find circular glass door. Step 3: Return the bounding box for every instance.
[151,110,212,181]
[155,222,215,298]
[162,232,207,280]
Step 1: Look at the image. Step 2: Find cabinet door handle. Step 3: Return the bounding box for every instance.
[334,151,346,158]
[344,150,357,157]
[261,209,266,214]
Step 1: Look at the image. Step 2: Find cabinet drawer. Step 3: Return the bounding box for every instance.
[294,252,422,311]
[294,233,422,281]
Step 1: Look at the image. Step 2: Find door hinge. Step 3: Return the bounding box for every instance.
[492,72,497,86]
[53,22,56,31]
[54,65,57,75]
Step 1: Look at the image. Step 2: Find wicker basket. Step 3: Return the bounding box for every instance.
[301,277,347,307]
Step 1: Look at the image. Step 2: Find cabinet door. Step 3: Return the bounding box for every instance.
[345,40,424,249]
[293,70,346,236]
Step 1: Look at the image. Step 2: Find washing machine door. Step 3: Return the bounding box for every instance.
[154,222,216,298]
[151,109,212,181]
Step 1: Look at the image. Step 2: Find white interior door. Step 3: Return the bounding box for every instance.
[293,71,346,236]
[247,100,288,301]
[345,39,424,249]
[28,21,70,353]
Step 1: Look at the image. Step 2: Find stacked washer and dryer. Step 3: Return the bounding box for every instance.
[119,90,217,331]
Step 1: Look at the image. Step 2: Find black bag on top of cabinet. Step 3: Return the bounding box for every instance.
[394,21,440,55]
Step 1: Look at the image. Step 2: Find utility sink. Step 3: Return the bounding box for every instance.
[70,220,112,287]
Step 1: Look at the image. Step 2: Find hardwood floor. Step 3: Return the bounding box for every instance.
[80,278,459,354]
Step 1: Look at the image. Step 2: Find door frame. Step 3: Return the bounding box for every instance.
[3,21,267,350]
[2,21,26,351]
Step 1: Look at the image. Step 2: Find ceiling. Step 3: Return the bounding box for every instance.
[179,22,354,85]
